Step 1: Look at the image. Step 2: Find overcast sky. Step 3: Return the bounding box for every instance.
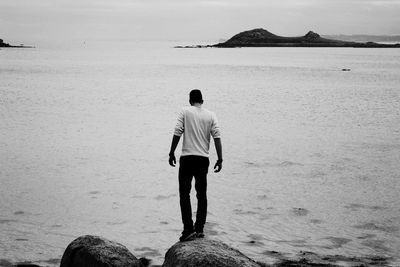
[1,0,400,46]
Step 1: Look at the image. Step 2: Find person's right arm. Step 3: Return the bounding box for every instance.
[169,135,181,167]
[169,109,184,167]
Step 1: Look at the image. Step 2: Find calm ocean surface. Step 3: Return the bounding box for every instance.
[1,42,399,266]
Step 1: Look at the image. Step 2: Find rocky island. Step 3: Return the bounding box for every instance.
[176,28,400,48]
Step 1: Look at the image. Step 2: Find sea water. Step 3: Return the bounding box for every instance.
[1,42,399,266]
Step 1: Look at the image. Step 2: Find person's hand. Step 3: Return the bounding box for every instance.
[214,159,223,172]
[169,153,176,167]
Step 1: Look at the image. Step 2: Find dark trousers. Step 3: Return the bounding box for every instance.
[179,155,209,233]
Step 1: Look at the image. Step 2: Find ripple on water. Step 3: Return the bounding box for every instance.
[276,239,308,248]
[244,161,304,168]
[361,239,392,253]
[106,221,127,226]
[134,247,162,258]
[154,194,176,200]
[357,233,376,240]
[14,211,25,215]
[256,194,269,200]
[344,203,387,211]
[278,161,304,167]
[233,209,259,215]
[0,219,18,224]
[310,219,324,224]
[43,258,61,265]
[321,236,352,249]
[15,238,29,242]
[353,222,399,233]
[203,221,223,237]
[291,207,309,216]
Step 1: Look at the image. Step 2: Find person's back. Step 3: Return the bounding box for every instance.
[177,105,220,158]
[168,89,223,242]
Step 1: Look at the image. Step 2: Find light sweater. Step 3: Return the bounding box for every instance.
[174,105,221,158]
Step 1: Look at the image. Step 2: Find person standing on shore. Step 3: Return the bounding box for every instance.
[169,89,223,242]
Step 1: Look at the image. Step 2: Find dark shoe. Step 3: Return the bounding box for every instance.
[179,231,196,242]
[196,232,205,238]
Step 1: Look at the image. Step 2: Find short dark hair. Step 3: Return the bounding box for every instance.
[189,89,203,103]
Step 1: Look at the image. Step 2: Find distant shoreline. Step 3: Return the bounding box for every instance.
[323,34,400,43]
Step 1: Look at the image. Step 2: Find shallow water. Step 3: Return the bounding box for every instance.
[1,43,400,266]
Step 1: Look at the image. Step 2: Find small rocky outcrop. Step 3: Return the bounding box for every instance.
[0,38,33,48]
[0,39,12,47]
[60,235,149,267]
[162,238,260,267]
[304,31,320,39]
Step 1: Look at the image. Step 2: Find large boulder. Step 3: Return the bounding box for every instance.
[162,238,260,267]
[60,235,149,267]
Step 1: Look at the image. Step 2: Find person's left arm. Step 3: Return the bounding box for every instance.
[211,112,222,172]
[213,138,223,172]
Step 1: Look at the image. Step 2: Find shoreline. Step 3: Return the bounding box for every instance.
[0,243,394,267]
[174,43,400,48]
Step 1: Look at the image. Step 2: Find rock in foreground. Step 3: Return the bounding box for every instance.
[60,235,149,267]
[162,238,260,267]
